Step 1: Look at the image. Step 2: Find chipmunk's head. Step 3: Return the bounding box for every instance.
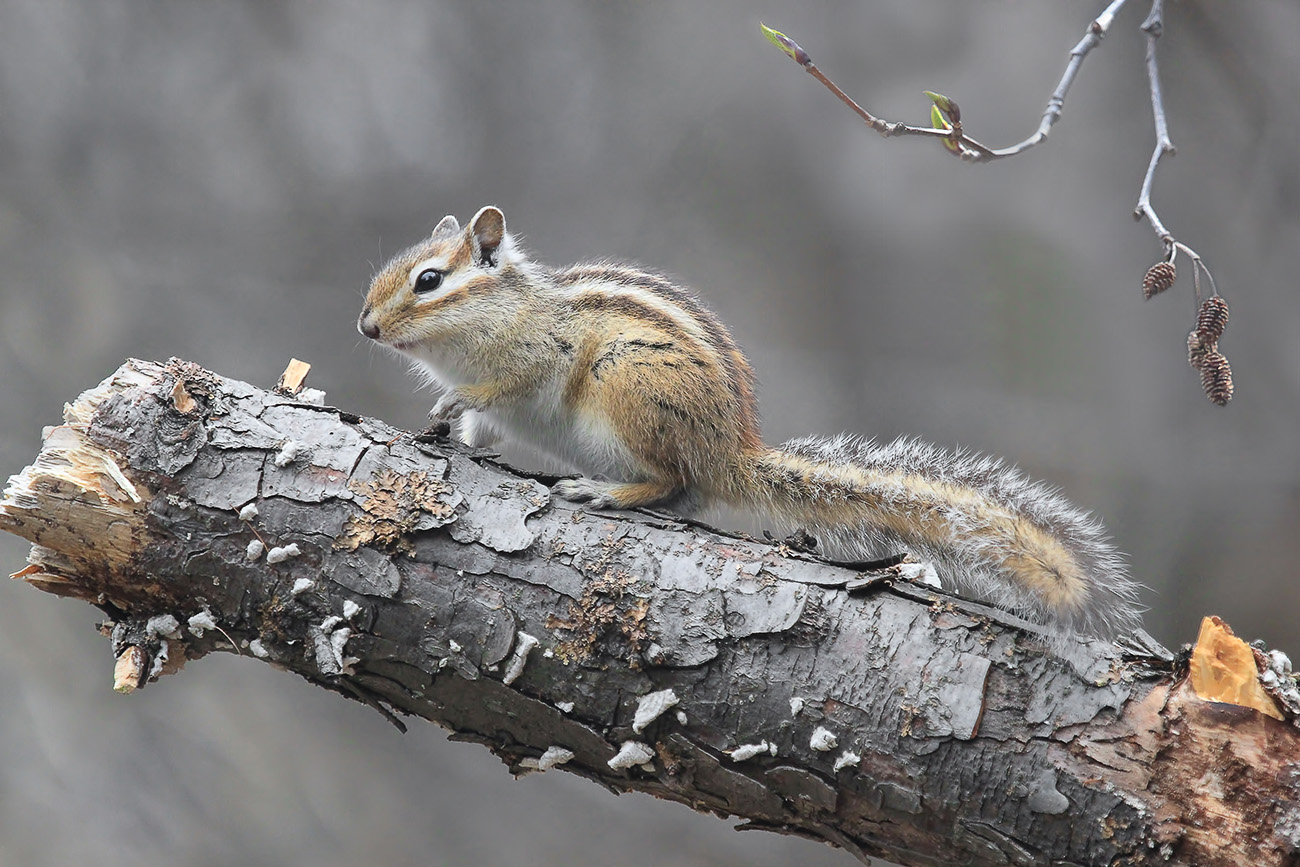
[358,205,523,350]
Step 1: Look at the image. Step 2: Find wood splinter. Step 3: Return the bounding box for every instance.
[275,358,312,395]
[1189,615,1284,720]
[169,379,197,413]
[113,646,148,694]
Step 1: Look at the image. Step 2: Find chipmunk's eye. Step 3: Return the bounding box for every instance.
[414,269,444,294]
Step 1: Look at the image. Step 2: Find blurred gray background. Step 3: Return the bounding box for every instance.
[1,2,1296,865]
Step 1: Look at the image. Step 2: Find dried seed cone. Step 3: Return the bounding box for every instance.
[1187,330,1210,370]
[1196,296,1230,342]
[1199,350,1234,406]
[1142,261,1177,299]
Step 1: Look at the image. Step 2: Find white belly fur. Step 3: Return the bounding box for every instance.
[413,356,642,481]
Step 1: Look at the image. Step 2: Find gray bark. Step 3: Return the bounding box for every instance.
[2,358,1298,867]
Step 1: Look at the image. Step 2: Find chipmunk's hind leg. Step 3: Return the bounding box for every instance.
[552,476,698,514]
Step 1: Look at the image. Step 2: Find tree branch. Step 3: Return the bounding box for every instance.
[3,358,1298,866]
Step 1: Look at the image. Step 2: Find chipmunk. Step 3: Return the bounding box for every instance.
[358,206,1142,642]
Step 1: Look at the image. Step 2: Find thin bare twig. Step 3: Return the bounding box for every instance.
[1133,0,1175,243]
[1132,3,1221,312]
[1171,241,1220,307]
[989,0,1133,158]
[765,2,1233,405]
[763,2,1133,162]
[761,24,990,159]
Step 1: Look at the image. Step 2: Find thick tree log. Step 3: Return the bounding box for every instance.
[3,358,1299,866]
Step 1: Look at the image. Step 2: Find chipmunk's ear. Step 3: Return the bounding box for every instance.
[431,214,460,239]
[469,206,506,267]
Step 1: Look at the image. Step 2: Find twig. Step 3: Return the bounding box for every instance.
[989,0,1133,158]
[1130,3,1224,337]
[760,25,986,158]
[1130,0,1218,307]
[762,1,1133,162]
[765,3,1233,406]
[1128,0,1231,406]
[1170,242,1220,306]
[1133,0,1175,243]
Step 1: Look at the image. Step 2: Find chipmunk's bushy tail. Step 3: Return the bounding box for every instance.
[729,435,1142,641]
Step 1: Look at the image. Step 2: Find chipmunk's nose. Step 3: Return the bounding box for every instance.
[358,309,380,340]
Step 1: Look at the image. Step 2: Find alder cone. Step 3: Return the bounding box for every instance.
[1142,261,1177,299]
[1199,350,1234,406]
[1196,296,1230,342]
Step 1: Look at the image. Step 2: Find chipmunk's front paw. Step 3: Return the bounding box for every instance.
[552,478,620,510]
[429,390,476,422]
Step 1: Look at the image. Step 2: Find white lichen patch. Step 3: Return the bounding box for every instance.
[727,741,771,762]
[810,726,838,752]
[448,639,462,653]
[330,628,355,674]
[342,600,361,620]
[675,710,688,725]
[833,751,861,772]
[311,630,338,674]
[632,688,680,734]
[148,639,170,678]
[266,543,302,564]
[536,746,575,771]
[273,439,301,468]
[290,577,313,595]
[1270,649,1292,676]
[146,614,181,640]
[187,611,218,637]
[555,701,575,714]
[789,697,805,717]
[311,617,353,675]
[899,561,941,589]
[607,741,655,770]
[245,539,265,561]
[248,639,269,659]
[238,503,259,521]
[502,631,539,686]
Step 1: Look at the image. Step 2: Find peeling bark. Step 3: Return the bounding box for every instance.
[3,358,1299,867]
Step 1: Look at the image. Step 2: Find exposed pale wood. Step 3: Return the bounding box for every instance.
[1190,616,1283,720]
[3,358,1300,867]
[275,357,312,395]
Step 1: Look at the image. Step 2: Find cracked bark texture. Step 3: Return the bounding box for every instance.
[3,359,1299,867]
